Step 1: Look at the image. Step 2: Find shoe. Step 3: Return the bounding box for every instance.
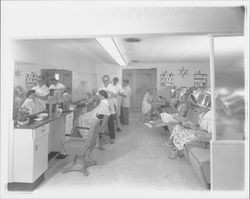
[163,142,173,151]
[116,127,121,132]
[168,147,178,159]
[110,139,115,144]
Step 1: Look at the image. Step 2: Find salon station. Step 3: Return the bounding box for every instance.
[1,2,249,198]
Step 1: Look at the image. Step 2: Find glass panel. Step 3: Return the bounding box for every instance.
[214,36,245,140]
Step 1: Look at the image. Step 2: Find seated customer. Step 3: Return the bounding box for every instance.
[21,90,36,115]
[21,90,46,115]
[168,104,212,159]
[77,90,110,128]
[141,88,154,122]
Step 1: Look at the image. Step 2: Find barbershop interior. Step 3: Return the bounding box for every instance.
[1,2,249,198]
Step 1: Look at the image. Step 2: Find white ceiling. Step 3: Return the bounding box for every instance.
[22,34,244,67]
[18,6,245,66]
[114,35,210,63]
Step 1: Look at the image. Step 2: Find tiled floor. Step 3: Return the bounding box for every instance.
[32,112,206,197]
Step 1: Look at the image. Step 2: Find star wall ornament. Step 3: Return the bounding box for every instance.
[178,66,189,78]
[14,68,22,78]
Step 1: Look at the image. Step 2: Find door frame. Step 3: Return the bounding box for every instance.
[122,68,157,111]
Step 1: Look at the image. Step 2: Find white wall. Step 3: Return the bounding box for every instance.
[13,41,95,74]
[95,64,123,88]
[125,62,210,89]
[72,72,97,101]
[13,40,97,101]
[14,62,42,90]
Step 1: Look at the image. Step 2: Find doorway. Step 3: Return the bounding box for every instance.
[122,68,157,111]
[41,69,72,91]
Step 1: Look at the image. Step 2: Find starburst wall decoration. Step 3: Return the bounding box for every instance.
[178,66,189,78]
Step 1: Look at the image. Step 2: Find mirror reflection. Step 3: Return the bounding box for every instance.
[214,36,245,140]
[13,61,97,126]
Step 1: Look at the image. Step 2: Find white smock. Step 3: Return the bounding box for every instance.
[77,99,110,128]
[141,92,153,114]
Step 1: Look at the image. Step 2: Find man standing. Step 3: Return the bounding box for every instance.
[31,76,50,113]
[121,79,132,125]
[49,78,66,91]
[32,76,50,99]
[107,77,124,132]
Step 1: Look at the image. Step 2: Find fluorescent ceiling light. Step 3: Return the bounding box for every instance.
[96,37,127,66]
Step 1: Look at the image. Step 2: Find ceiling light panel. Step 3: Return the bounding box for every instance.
[96,37,127,66]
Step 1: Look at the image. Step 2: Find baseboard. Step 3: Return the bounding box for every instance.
[7,173,44,191]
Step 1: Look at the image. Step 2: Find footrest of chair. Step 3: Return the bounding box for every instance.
[61,162,89,176]
[61,158,97,176]
[86,160,97,168]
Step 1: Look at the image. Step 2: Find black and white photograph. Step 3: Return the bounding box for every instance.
[1,1,249,198]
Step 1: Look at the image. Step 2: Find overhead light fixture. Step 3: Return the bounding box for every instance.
[96,37,127,66]
[131,60,139,63]
[124,37,141,43]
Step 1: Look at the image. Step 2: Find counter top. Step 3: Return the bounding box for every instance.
[14,103,91,130]
[15,111,74,129]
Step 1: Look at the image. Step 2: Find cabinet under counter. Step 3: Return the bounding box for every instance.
[8,111,76,191]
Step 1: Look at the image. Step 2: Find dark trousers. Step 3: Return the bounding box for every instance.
[108,114,116,140]
[121,107,129,124]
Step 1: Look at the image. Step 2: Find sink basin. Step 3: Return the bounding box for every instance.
[37,113,48,118]
[34,117,44,122]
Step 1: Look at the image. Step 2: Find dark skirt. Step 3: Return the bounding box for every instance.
[121,107,129,124]
[108,114,116,139]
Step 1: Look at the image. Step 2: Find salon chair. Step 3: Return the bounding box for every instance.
[60,118,101,176]
[183,133,211,189]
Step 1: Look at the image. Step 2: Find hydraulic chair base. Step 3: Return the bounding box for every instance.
[61,156,97,176]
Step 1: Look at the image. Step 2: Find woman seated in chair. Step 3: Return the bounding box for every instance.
[168,92,212,159]
[141,88,155,122]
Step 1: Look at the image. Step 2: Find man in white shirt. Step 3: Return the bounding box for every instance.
[107,77,124,132]
[121,79,132,125]
[31,76,50,112]
[32,76,50,98]
[49,78,66,91]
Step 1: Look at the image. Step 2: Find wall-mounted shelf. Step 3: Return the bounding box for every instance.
[194,70,208,88]
[160,70,174,87]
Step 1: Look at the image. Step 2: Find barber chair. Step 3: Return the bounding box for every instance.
[97,115,110,150]
[60,118,101,176]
